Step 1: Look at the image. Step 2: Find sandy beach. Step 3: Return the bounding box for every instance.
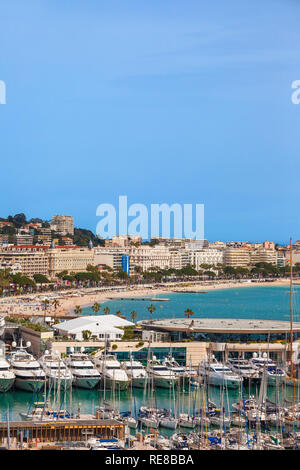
[0,278,298,319]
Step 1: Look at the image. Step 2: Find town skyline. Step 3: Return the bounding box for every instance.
[0,211,298,246]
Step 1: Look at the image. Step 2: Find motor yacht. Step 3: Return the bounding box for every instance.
[227,357,260,384]
[7,341,46,392]
[249,352,286,385]
[65,347,101,389]
[146,357,178,389]
[199,355,243,389]
[39,349,72,390]
[121,356,148,388]
[94,352,129,390]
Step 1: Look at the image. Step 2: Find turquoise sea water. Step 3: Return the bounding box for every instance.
[82,285,300,323]
[1,382,297,425]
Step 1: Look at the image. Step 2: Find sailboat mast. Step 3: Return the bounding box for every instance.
[290,237,293,380]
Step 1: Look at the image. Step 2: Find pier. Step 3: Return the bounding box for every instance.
[0,418,125,446]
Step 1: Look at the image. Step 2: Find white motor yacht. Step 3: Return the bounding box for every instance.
[199,355,243,389]
[94,352,129,390]
[249,352,286,385]
[39,349,72,390]
[146,357,178,389]
[121,356,148,388]
[162,354,187,378]
[7,341,46,392]
[65,347,101,389]
[0,341,15,393]
[227,358,260,383]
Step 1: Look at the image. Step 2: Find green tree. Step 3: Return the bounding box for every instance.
[103,307,110,315]
[184,308,194,319]
[147,304,156,322]
[74,305,82,315]
[92,302,101,314]
[82,330,92,341]
[33,274,50,284]
[42,299,50,324]
[130,310,137,323]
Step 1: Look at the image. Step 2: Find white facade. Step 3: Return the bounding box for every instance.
[55,315,134,341]
[128,245,171,271]
[189,249,224,269]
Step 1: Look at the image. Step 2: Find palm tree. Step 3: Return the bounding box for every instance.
[52,298,60,321]
[116,310,122,317]
[103,307,110,315]
[92,302,101,314]
[74,305,82,316]
[184,308,194,319]
[52,299,60,310]
[130,310,137,323]
[82,330,92,341]
[42,299,50,324]
[147,304,156,323]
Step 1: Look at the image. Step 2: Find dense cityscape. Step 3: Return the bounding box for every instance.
[0,213,298,293]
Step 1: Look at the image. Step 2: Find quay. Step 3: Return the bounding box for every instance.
[0,418,125,446]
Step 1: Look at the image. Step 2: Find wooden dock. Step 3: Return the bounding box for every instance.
[0,418,124,444]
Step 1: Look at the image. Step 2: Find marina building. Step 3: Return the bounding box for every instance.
[54,315,134,341]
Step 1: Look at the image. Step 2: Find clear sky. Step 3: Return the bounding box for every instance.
[0,0,299,243]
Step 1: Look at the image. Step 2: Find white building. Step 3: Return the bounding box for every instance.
[128,245,171,271]
[189,249,224,269]
[55,314,134,341]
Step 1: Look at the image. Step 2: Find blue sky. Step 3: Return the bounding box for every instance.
[0,0,299,243]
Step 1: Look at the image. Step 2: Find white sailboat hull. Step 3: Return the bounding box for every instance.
[160,418,178,430]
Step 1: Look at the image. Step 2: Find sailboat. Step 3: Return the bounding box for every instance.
[285,237,300,388]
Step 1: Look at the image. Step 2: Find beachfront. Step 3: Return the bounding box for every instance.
[0,278,297,319]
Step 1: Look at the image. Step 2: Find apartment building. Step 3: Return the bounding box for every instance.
[250,248,277,265]
[224,247,251,267]
[0,245,50,277]
[14,234,34,245]
[50,215,74,236]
